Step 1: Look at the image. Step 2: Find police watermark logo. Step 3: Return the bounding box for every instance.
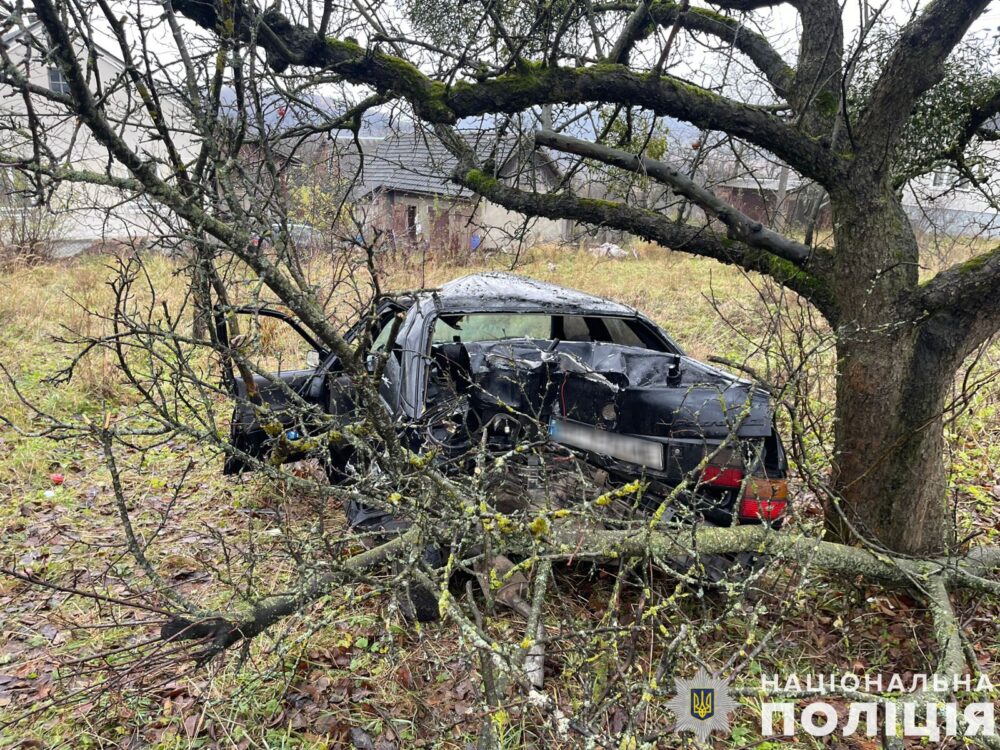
[667,668,738,742]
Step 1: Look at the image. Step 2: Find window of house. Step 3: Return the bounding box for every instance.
[406,205,418,240]
[48,67,70,95]
[932,168,956,188]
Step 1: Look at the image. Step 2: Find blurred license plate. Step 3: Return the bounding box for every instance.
[548,418,664,470]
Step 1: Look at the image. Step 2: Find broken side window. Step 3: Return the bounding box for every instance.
[432,313,551,344]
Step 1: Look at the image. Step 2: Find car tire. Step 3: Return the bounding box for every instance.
[348,510,443,623]
[391,542,444,622]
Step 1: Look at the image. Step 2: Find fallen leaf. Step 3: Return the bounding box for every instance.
[350,727,376,750]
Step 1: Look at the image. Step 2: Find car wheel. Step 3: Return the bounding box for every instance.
[348,511,444,623]
[392,543,444,623]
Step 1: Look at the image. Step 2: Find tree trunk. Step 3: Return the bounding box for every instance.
[825,180,955,556]
[191,244,213,341]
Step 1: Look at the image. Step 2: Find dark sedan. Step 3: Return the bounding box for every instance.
[218,273,789,532]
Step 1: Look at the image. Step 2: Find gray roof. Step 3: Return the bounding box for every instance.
[354,130,555,201]
[1,17,42,45]
[432,272,638,315]
[357,130,470,199]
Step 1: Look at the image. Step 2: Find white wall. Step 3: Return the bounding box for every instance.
[901,143,1000,238]
[478,200,569,250]
[0,24,197,248]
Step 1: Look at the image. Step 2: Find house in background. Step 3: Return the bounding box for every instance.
[665,126,998,239]
[347,130,571,253]
[710,159,1000,240]
[691,145,830,230]
[902,157,1000,239]
[0,15,196,256]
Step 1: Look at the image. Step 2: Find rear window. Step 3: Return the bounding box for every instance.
[431,313,666,350]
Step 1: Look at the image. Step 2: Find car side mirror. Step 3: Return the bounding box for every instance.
[365,353,380,373]
[306,350,321,368]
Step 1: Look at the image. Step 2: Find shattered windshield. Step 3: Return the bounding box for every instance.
[431,313,666,351]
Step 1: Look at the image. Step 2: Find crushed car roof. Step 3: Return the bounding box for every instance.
[432,273,639,315]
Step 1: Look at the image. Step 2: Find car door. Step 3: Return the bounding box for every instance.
[218,302,406,474]
[216,306,339,473]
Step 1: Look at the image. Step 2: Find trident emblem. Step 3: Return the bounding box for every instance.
[690,688,715,720]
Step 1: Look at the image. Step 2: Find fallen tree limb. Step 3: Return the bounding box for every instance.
[160,523,1000,663]
[554,524,1000,592]
[160,529,418,662]
[151,520,999,746]
[925,575,966,689]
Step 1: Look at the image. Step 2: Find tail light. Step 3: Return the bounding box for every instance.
[700,445,745,488]
[738,477,788,522]
[701,464,744,488]
[699,444,789,522]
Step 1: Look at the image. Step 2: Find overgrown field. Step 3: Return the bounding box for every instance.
[1,246,998,749]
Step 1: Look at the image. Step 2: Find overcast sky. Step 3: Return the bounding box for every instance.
[113,0,1000,74]
[80,0,1000,122]
[762,0,1000,59]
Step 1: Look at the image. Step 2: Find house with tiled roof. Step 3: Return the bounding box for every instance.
[348,129,571,253]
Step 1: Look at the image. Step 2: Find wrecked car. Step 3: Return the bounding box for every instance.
[218,273,789,537]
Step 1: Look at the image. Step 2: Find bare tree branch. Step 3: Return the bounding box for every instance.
[535,129,816,266]
[599,1,795,97]
[918,243,1000,359]
[855,0,993,161]
[445,163,836,316]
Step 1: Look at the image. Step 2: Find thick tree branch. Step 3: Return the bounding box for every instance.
[788,0,843,137]
[600,1,795,97]
[917,244,1000,359]
[658,3,794,97]
[608,0,655,64]
[925,575,966,686]
[954,86,1000,153]
[559,525,1000,592]
[162,530,417,661]
[169,0,843,185]
[920,246,1000,313]
[535,129,814,266]
[161,519,1000,667]
[446,66,841,182]
[447,162,837,318]
[604,0,836,132]
[855,0,992,161]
